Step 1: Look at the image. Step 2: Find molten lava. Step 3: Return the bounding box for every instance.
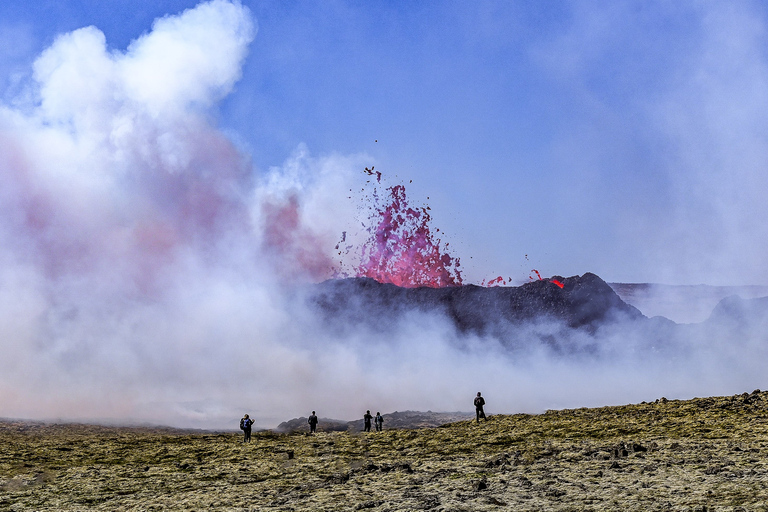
[482,276,508,287]
[531,269,565,288]
[344,169,463,288]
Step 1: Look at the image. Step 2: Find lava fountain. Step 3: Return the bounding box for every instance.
[339,167,463,288]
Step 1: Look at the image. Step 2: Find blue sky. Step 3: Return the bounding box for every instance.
[3,0,768,287]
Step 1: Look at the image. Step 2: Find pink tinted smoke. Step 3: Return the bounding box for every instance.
[261,194,336,281]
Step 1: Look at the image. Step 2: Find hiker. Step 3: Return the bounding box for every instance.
[474,392,486,423]
[375,412,384,431]
[363,410,373,432]
[308,411,319,433]
[240,414,255,443]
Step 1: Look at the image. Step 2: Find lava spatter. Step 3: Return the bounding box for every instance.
[480,276,514,287]
[530,269,565,288]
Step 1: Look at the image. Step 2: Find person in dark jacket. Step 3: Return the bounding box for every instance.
[308,411,318,433]
[363,410,373,432]
[240,414,255,442]
[375,412,383,431]
[474,392,486,423]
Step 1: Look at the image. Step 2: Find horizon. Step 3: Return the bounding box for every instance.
[2,388,761,431]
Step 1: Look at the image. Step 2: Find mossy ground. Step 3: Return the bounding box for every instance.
[2,392,768,511]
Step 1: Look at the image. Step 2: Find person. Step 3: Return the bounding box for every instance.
[240,414,255,443]
[308,411,319,433]
[474,392,486,423]
[375,412,384,431]
[363,410,373,432]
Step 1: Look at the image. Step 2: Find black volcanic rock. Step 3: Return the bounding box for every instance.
[308,273,643,337]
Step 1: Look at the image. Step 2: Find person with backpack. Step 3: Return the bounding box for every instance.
[375,412,384,431]
[308,411,319,433]
[474,392,486,423]
[240,414,255,443]
[363,410,373,432]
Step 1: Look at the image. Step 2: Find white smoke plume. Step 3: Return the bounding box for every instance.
[0,0,320,427]
[0,0,766,430]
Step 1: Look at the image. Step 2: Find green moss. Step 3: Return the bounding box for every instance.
[3,391,768,510]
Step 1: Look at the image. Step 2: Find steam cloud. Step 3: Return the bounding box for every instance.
[0,0,766,429]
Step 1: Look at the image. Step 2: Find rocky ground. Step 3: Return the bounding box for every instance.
[3,391,768,511]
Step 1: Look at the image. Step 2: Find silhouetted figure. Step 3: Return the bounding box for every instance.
[375,412,383,431]
[363,410,373,432]
[308,411,318,433]
[474,392,486,423]
[240,414,255,442]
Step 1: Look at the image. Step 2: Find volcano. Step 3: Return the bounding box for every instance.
[309,272,644,338]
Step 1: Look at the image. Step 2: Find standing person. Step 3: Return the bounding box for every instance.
[375,412,384,431]
[474,392,486,423]
[363,410,373,432]
[308,411,319,434]
[240,414,255,443]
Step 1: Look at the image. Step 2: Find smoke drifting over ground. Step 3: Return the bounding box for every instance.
[1,0,767,430]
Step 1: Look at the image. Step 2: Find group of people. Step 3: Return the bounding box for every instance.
[239,392,487,442]
[363,410,384,432]
[308,409,384,434]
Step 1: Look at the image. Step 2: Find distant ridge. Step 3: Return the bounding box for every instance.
[610,282,768,323]
[275,410,474,433]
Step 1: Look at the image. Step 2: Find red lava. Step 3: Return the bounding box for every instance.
[531,269,565,288]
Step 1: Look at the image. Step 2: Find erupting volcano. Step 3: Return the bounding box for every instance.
[311,167,653,348]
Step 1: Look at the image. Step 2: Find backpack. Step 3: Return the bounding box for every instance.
[240,418,250,430]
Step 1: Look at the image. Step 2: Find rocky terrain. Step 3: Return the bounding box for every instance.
[3,391,768,511]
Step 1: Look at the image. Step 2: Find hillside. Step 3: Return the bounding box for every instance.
[3,391,768,510]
